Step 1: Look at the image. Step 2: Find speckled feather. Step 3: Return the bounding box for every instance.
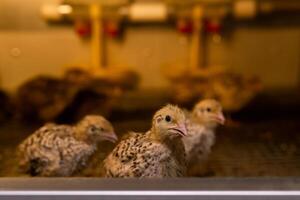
[103,131,186,178]
[17,124,96,176]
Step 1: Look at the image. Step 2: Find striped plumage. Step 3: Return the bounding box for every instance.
[103,105,188,178]
[17,115,117,177]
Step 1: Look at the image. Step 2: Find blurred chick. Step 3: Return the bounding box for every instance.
[168,69,261,113]
[17,115,117,177]
[206,72,262,112]
[103,105,187,178]
[183,99,225,166]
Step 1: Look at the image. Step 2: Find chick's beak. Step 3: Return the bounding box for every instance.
[214,113,225,125]
[101,132,118,143]
[171,123,188,137]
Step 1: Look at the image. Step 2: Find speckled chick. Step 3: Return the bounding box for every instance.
[103,105,188,178]
[17,115,117,177]
[183,99,225,165]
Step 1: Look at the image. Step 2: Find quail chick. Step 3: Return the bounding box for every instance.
[103,105,187,178]
[17,115,118,177]
[183,99,225,165]
[206,72,262,112]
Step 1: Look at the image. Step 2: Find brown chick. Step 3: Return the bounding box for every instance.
[17,115,117,177]
[183,99,225,166]
[206,72,262,112]
[103,104,187,178]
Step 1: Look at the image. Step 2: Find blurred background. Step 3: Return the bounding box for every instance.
[0,0,300,177]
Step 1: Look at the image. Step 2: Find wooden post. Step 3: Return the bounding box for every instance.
[89,4,105,73]
[189,5,203,71]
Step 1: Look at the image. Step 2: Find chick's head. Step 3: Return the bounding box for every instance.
[152,104,187,140]
[76,115,118,144]
[192,99,225,128]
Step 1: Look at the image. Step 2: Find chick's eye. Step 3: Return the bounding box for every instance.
[206,108,211,112]
[165,115,171,122]
[89,126,96,132]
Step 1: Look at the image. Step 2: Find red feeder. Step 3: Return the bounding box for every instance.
[74,20,91,37]
[104,21,120,38]
[177,19,193,34]
[204,19,222,34]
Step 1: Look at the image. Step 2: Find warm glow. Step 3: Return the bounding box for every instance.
[57,4,73,15]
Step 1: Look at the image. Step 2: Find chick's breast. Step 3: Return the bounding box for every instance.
[103,133,184,178]
[183,121,215,163]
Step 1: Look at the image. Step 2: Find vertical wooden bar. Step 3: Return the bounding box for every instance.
[89,4,105,73]
[189,5,203,71]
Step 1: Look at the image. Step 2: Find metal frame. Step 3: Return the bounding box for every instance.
[0,177,300,199]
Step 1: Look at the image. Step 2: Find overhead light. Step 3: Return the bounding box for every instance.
[58,4,73,15]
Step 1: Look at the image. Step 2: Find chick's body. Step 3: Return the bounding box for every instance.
[104,105,187,178]
[182,99,225,165]
[18,115,117,177]
[18,125,94,176]
[183,120,215,163]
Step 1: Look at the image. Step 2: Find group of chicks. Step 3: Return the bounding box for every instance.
[17,99,225,177]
